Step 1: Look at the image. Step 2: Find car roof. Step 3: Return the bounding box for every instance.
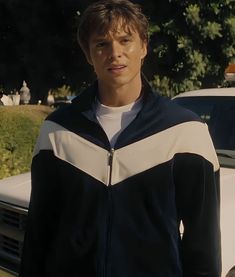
[173,87,235,98]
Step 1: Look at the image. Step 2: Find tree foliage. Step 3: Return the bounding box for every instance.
[147,0,235,97]
[0,0,234,99]
[0,0,95,102]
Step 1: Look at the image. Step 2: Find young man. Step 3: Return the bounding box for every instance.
[20,0,221,276]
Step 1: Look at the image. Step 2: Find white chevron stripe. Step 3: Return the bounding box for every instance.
[34,120,219,186]
[34,120,110,185]
[111,121,219,185]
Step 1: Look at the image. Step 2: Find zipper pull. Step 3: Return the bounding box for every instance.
[108,148,115,166]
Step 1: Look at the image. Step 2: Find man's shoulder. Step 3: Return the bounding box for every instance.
[152,93,202,126]
[46,103,74,122]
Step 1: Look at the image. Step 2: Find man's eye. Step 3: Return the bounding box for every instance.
[121,38,132,44]
[96,42,106,48]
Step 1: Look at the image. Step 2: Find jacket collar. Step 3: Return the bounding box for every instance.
[71,75,160,114]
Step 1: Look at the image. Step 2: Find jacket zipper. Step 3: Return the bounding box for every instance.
[104,148,115,277]
[108,148,115,186]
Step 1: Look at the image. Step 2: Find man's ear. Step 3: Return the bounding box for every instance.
[141,41,147,60]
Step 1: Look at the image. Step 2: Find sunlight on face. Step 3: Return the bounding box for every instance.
[88,20,147,88]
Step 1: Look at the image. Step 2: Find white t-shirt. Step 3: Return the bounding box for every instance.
[95,97,143,147]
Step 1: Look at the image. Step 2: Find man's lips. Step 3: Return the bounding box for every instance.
[107,65,127,72]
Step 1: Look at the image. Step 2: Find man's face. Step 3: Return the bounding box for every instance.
[87,22,147,88]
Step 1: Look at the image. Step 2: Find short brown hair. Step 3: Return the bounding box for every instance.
[77,0,149,58]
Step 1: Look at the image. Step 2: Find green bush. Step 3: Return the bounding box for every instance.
[0,105,52,179]
[49,85,74,100]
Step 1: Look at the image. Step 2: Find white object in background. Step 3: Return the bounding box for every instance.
[20,80,31,104]
[47,91,55,106]
[9,93,20,105]
[1,94,13,106]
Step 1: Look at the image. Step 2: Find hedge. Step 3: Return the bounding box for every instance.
[0,105,52,179]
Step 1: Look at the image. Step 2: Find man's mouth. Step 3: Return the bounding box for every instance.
[108,65,127,73]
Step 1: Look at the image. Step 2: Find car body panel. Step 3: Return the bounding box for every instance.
[220,167,235,276]
[173,87,235,98]
[0,173,30,209]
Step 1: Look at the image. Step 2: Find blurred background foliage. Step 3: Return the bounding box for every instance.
[48,85,74,99]
[147,0,235,96]
[0,105,52,179]
[0,0,234,99]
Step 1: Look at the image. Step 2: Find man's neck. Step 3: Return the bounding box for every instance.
[97,78,142,107]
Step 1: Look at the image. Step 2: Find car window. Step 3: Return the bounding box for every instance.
[172,96,235,168]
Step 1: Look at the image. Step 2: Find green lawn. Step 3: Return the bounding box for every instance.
[0,270,15,277]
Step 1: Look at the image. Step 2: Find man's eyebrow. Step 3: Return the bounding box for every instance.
[90,32,134,43]
[119,34,133,39]
[90,36,108,43]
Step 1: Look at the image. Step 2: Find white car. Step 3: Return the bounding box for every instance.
[172,87,235,277]
[0,172,30,276]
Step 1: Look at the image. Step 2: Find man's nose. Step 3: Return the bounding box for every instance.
[108,41,122,60]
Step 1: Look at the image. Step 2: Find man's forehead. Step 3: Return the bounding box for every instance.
[92,18,137,36]
[91,19,138,39]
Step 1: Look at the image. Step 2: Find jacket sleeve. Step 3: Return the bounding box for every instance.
[19,149,61,277]
[174,149,221,277]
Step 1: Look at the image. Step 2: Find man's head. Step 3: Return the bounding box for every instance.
[77,0,149,61]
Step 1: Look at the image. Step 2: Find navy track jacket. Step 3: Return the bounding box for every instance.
[20,81,221,277]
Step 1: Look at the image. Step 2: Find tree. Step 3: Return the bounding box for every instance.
[147,0,235,97]
[1,0,234,100]
[0,0,95,102]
